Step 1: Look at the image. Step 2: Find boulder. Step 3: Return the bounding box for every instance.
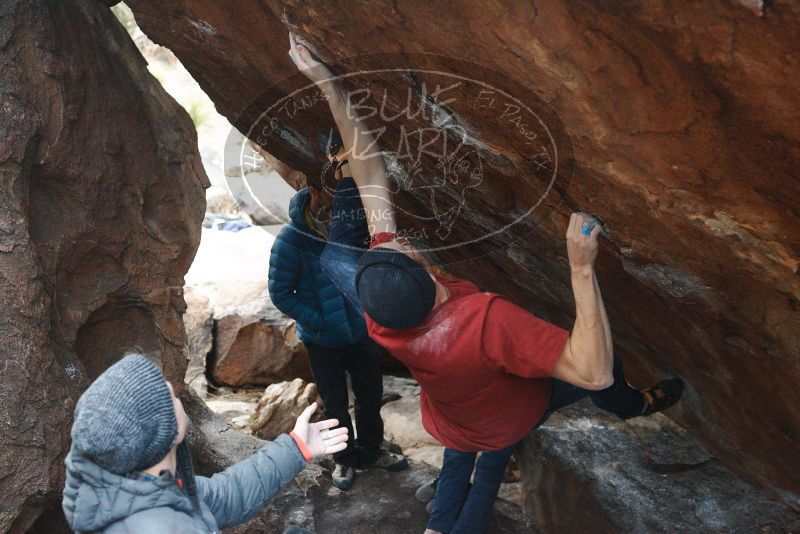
[205,186,242,218]
[184,227,312,388]
[125,0,800,502]
[222,167,293,226]
[382,375,425,403]
[181,389,268,476]
[204,389,263,433]
[250,379,320,440]
[211,311,311,387]
[255,145,307,191]
[0,0,205,529]
[381,379,443,468]
[517,401,800,532]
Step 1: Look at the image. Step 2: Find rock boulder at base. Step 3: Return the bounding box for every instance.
[211,311,311,387]
[517,402,800,532]
[125,0,800,502]
[0,0,205,529]
[250,379,320,440]
[184,227,312,388]
[381,379,443,468]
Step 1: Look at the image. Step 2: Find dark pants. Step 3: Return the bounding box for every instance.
[428,357,645,534]
[305,338,384,467]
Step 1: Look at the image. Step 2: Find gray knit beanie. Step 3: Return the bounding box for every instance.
[70,354,178,475]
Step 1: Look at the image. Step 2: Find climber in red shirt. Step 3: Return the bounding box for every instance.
[289,34,684,534]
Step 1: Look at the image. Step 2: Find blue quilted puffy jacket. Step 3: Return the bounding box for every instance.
[268,187,367,347]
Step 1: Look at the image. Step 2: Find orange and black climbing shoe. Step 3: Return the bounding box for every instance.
[640,378,684,416]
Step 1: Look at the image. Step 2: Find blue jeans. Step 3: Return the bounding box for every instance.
[428,357,644,533]
[427,444,517,534]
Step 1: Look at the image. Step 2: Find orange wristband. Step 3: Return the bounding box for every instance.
[290,431,313,462]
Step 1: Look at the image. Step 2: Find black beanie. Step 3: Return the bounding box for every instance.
[356,248,436,329]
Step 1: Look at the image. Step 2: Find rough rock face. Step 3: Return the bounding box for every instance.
[0,0,206,530]
[212,313,310,387]
[381,379,444,468]
[517,402,800,532]
[250,379,320,440]
[205,389,263,433]
[125,0,800,502]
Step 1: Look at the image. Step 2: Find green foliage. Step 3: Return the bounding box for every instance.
[184,100,211,130]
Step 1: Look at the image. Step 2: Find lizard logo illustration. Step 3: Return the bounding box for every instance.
[226,52,573,263]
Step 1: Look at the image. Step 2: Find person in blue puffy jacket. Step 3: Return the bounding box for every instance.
[269,136,408,490]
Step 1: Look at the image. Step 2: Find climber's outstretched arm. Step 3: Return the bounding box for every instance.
[289,33,396,236]
[550,213,614,390]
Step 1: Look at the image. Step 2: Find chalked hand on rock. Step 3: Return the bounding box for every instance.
[567,212,601,273]
[581,217,598,236]
[289,32,334,87]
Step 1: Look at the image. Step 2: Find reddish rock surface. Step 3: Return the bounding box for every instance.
[249,378,319,440]
[0,0,206,530]
[212,314,312,387]
[125,0,800,504]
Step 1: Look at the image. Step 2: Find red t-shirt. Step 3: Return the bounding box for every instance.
[366,275,569,452]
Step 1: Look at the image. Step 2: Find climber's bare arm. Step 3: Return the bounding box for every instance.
[289,33,396,235]
[550,213,614,391]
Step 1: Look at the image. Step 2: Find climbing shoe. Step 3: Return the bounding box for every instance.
[640,378,684,416]
[363,449,409,472]
[331,463,355,490]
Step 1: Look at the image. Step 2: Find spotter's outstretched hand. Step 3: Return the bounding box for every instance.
[289,32,334,86]
[291,402,349,458]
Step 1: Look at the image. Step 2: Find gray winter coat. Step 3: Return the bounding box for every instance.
[62,434,306,533]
